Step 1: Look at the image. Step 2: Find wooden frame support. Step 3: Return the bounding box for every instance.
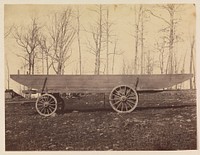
[42,77,47,93]
[135,77,139,89]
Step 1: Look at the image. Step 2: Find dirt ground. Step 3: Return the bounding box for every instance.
[5,90,197,151]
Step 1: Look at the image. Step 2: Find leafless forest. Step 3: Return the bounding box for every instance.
[4,4,196,90]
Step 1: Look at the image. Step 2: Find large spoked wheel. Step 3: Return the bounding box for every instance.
[36,94,57,116]
[109,85,138,113]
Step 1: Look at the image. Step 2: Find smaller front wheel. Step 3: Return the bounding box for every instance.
[36,94,57,116]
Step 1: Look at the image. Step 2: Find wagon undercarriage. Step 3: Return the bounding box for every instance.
[10,74,193,116]
[35,85,139,116]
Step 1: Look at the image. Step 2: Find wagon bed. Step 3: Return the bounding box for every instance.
[10,74,192,93]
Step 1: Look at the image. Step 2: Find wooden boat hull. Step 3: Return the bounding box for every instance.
[10,74,193,93]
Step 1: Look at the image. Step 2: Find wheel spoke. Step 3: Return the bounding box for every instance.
[128,97,136,101]
[127,100,136,107]
[49,100,56,104]
[37,102,44,107]
[42,108,45,114]
[49,103,56,106]
[113,91,121,97]
[119,86,123,95]
[127,94,136,98]
[123,86,126,95]
[110,98,120,101]
[43,96,46,102]
[49,98,54,103]
[39,98,45,103]
[37,101,43,105]
[113,100,121,106]
[45,108,48,114]
[127,99,136,104]
[126,89,131,97]
[46,108,50,114]
[49,106,54,112]
[124,86,127,95]
[116,101,122,109]
[125,102,128,111]
[45,96,49,102]
[126,101,134,108]
[48,96,51,102]
[39,107,45,112]
[49,105,56,110]
[128,95,136,98]
[112,94,121,99]
[121,102,124,111]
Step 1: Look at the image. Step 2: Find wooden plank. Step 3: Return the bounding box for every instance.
[10,74,193,92]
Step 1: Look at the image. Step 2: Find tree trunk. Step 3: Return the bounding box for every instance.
[5,56,10,89]
[42,49,44,74]
[98,5,103,75]
[97,50,100,75]
[140,6,144,74]
[77,8,82,75]
[46,54,49,75]
[32,57,34,75]
[28,56,31,75]
[57,63,62,75]
[112,40,117,74]
[168,11,174,74]
[134,24,139,74]
[190,36,195,89]
[106,9,109,74]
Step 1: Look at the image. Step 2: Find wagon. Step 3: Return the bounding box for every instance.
[10,74,193,116]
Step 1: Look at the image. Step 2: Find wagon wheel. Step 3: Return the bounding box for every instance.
[36,94,57,116]
[109,85,138,113]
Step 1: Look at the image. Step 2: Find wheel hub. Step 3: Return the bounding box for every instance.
[43,102,49,107]
[121,96,127,102]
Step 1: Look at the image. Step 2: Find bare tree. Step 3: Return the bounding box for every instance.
[133,5,143,74]
[108,38,124,74]
[76,6,82,75]
[146,50,154,74]
[106,8,110,74]
[111,39,117,74]
[5,25,14,89]
[131,5,149,74]
[149,4,182,74]
[140,5,144,74]
[4,25,14,38]
[38,34,53,75]
[155,38,167,74]
[122,58,129,74]
[103,7,122,75]
[189,35,195,89]
[86,5,105,75]
[13,18,41,75]
[104,7,115,74]
[48,9,76,75]
[5,56,10,89]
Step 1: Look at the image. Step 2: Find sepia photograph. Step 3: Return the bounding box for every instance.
[3,0,198,152]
